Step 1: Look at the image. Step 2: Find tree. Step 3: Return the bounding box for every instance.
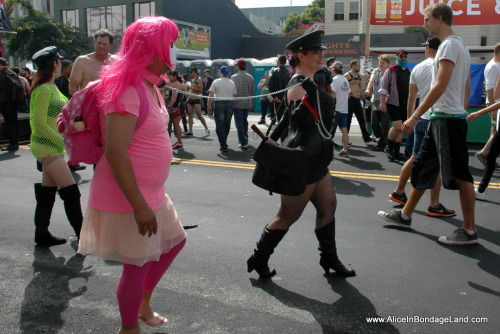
[282,0,325,36]
[6,0,91,62]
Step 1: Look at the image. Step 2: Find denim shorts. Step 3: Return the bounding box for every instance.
[413,118,430,156]
[334,112,348,129]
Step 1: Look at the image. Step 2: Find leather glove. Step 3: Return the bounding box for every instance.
[300,77,318,98]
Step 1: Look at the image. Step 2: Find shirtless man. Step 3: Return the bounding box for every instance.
[344,59,371,143]
[69,29,117,95]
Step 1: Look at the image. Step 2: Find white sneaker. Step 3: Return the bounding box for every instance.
[205,129,210,136]
[474,187,486,201]
[338,149,349,157]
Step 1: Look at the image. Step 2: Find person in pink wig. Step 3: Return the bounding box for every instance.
[77,16,186,334]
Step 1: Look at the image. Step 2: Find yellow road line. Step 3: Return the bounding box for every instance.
[171,158,500,189]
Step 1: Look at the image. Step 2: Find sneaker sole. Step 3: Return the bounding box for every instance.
[388,194,406,206]
[426,211,457,218]
[377,211,412,228]
[438,237,479,245]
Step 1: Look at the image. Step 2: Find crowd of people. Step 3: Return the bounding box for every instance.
[0,3,499,332]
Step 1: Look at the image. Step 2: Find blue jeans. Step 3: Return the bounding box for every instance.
[233,108,249,146]
[214,101,234,149]
[413,118,430,155]
[260,99,272,120]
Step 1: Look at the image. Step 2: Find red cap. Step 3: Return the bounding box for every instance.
[236,59,246,67]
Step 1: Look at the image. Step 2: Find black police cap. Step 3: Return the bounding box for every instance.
[32,46,63,66]
[286,30,327,53]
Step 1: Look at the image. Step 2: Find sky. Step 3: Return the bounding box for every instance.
[235,0,312,9]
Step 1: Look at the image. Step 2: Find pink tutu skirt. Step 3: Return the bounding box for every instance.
[78,194,187,266]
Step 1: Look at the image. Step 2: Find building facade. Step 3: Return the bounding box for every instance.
[51,0,263,60]
[324,0,500,47]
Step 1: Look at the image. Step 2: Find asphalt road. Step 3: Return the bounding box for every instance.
[1,113,499,334]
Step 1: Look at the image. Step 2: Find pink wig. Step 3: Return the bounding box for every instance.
[99,16,179,113]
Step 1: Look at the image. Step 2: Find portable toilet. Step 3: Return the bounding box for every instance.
[189,59,213,78]
[175,60,191,77]
[253,58,278,114]
[211,59,234,79]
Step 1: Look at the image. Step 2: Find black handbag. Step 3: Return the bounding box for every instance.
[251,125,307,196]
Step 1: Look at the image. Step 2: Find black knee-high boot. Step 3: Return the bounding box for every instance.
[58,184,83,239]
[34,183,67,246]
[393,142,406,161]
[386,140,396,161]
[247,228,288,278]
[315,220,356,277]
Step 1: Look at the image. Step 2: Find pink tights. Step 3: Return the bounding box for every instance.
[116,239,186,325]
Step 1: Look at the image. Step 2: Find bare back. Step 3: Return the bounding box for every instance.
[69,52,118,95]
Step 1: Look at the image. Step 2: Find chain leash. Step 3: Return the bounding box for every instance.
[167,82,302,101]
[314,89,332,140]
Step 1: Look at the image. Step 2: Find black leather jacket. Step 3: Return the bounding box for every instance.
[270,75,336,161]
[268,66,291,100]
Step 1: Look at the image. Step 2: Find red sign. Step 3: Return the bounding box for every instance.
[370,0,500,26]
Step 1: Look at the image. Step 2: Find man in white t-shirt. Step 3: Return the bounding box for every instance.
[330,62,350,156]
[208,66,237,152]
[380,3,477,246]
[474,43,500,168]
[381,36,455,218]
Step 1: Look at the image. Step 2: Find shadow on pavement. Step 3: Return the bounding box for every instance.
[383,226,500,281]
[19,246,94,334]
[333,176,376,198]
[250,277,400,334]
[0,150,21,161]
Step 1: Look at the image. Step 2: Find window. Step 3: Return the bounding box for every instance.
[62,9,79,27]
[134,2,156,19]
[481,36,487,46]
[86,5,126,37]
[349,2,359,20]
[334,2,344,21]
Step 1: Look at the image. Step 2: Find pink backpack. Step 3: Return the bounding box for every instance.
[58,81,149,165]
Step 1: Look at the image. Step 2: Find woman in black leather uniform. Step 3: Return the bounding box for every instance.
[247,30,355,278]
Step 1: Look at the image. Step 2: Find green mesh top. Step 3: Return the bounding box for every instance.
[29,83,68,157]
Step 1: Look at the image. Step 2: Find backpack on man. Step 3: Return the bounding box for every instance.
[57,81,150,165]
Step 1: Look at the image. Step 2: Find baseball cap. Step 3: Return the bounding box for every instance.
[236,59,246,67]
[395,49,408,56]
[220,66,230,77]
[422,36,441,50]
[332,61,343,70]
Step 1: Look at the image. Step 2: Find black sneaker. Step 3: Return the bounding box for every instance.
[388,192,407,205]
[378,209,412,228]
[438,228,478,245]
[426,203,456,217]
[258,119,266,124]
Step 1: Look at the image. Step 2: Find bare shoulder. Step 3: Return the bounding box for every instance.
[74,53,94,63]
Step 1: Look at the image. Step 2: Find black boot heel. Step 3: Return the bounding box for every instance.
[320,258,356,276]
[247,255,276,277]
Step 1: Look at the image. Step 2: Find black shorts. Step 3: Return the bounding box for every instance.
[411,118,473,190]
[187,99,201,105]
[305,159,330,185]
[387,103,407,122]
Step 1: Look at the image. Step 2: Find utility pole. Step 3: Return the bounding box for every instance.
[365,0,371,56]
